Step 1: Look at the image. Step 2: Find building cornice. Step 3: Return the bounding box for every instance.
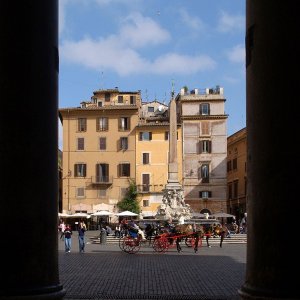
[181,115,228,120]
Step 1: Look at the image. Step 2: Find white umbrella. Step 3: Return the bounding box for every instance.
[91,210,113,216]
[115,210,138,216]
[68,212,91,218]
[211,212,235,218]
[58,212,71,217]
[192,212,206,218]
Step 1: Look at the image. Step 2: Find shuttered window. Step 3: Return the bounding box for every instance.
[99,137,106,150]
[78,118,87,132]
[74,163,86,177]
[97,117,108,131]
[118,163,130,177]
[77,138,84,150]
[139,132,152,141]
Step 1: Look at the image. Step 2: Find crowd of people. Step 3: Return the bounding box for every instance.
[58,217,245,252]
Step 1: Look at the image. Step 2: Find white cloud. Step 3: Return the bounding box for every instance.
[151,53,216,75]
[120,12,171,48]
[179,9,205,32]
[60,37,216,76]
[60,12,216,76]
[217,11,245,33]
[227,44,245,63]
[59,0,70,34]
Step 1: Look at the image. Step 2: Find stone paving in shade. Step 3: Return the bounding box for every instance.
[58,231,246,300]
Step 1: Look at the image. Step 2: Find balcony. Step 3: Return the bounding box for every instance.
[91,176,113,185]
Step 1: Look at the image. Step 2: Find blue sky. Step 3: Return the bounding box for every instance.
[59,0,246,147]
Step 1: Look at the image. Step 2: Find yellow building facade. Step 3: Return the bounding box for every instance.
[227,127,247,221]
[135,100,183,217]
[59,88,141,214]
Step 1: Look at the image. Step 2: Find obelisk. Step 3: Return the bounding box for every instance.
[166,97,181,189]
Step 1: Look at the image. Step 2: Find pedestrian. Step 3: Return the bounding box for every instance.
[219,224,228,248]
[114,223,121,238]
[59,221,66,240]
[64,224,72,253]
[78,221,87,253]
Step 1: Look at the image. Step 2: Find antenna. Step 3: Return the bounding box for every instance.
[145,89,148,102]
[171,79,175,99]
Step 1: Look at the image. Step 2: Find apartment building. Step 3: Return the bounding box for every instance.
[176,86,228,214]
[136,101,182,218]
[59,88,141,214]
[227,127,247,220]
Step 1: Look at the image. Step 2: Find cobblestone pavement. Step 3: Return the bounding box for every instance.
[58,231,246,300]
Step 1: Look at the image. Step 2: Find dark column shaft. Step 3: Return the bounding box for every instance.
[0,1,65,299]
[239,1,299,299]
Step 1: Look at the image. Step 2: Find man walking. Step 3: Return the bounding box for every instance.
[78,221,87,253]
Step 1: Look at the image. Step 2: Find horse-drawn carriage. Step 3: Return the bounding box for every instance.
[119,223,205,254]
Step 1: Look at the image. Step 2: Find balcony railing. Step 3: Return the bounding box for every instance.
[91,176,113,184]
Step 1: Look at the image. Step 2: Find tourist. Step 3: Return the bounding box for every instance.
[64,224,72,253]
[78,221,86,253]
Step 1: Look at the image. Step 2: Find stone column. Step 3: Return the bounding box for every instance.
[0,2,65,299]
[239,1,299,299]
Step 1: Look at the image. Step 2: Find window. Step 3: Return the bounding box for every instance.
[74,163,86,177]
[142,174,150,192]
[120,137,128,150]
[233,180,239,198]
[119,117,130,131]
[165,131,169,140]
[199,140,211,153]
[164,131,178,141]
[199,164,209,183]
[118,95,123,103]
[148,106,154,112]
[130,95,136,105]
[76,187,85,198]
[77,138,84,150]
[201,122,210,135]
[99,137,106,150]
[97,117,108,131]
[98,188,106,198]
[228,183,233,199]
[97,102,102,107]
[120,188,127,198]
[143,199,150,207]
[142,153,150,164]
[227,160,232,172]
[96,163,109,183]
[200,103,210,115]
[233,158,237,170]
[105,93,110,102]
[118,163,130,177]
[199,191,212,198]
[78,118,87,132]
[139,132,152,141]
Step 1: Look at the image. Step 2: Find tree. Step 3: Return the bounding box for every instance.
[117,179,140,214]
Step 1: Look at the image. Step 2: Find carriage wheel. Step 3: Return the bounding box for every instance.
[119,236,141,254]
[153,236,169,253]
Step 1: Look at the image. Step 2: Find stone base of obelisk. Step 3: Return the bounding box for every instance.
[156,181,192,222]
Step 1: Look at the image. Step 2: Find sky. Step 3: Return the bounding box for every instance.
[59,0,246,148]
